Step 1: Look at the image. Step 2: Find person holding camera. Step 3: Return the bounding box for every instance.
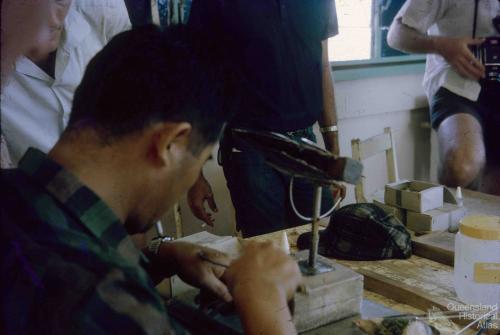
[388,0,500,195]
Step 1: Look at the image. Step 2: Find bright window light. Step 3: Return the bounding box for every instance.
[329,0,373,62]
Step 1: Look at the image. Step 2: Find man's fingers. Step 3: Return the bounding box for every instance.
[466,37,485,46]
[204,249,231,272]
[202,275,233,303]
[201,212,214,226]
[452,61,475,80]
[464,54,486,77]
[192,206,213,225]
[192,206,206,220]
[458,58,483,80]
[206,195,218,213]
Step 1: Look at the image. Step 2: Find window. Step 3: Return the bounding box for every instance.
[329,0,409,62]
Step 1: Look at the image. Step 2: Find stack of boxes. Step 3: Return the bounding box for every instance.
[374,180,467,233]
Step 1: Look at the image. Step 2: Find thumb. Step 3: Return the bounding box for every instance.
[207,194,218,212]
[203,275,232,303]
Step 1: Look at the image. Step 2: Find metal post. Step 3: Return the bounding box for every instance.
[155,220,164,236]
[308,185,323,268]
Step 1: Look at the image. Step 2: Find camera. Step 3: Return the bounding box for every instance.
[473,36,500,82]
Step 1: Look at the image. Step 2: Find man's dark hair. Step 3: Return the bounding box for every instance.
[66,24,238,153]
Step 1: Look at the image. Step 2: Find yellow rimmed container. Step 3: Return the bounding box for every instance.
[454,215,500,304]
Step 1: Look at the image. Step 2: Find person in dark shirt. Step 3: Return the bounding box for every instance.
[1,25,301,335]
[187,0,344,237]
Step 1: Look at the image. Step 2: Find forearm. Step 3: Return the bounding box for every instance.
[319,41,337,128]
[233,285,296,335]
[387,17,439,54]
[319,41,340,155]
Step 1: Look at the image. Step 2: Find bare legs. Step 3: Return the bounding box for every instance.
[437,113,500,195]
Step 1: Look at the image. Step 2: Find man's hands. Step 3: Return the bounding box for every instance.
[187,173,218,226]
[158,241,232,302]
[223,241,301,335]
[223,241,302,304]
[433,36,485,80]
[155,240,301,334]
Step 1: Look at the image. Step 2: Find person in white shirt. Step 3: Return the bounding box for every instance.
[1,0,131,166]
[388,0,500,195]
[1,0,51,168]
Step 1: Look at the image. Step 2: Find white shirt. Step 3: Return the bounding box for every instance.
[396,0,499,102]
[1,0,131,164]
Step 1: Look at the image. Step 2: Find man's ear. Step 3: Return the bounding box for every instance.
[149,122,192,167]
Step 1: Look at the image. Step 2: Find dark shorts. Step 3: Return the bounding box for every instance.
[430,82,500,164]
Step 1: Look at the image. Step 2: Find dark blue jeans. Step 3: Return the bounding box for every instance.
[220,127,333,237]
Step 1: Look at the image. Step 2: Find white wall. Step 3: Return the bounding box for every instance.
[160,72,432,237]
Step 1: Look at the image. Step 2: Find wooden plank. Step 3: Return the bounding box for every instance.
[384,127,399,183]
[412,231,455,266]
[359,133,392,160]
[351,138,367,203]
[335,257,474,326]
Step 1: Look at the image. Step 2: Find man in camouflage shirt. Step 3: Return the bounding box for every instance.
[1,25,301,335]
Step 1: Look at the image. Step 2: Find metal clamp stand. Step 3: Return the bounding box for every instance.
[298,185,335,276]
[231,128,362,276]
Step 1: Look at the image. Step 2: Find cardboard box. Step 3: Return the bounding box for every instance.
[373,199,406,225]
[407,203,467,233]
[385,180,444,213]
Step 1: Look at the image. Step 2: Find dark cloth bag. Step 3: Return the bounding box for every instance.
[297,203,412,260]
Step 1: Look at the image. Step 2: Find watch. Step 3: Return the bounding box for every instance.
[320,125,338,133]
[147,236,174,256]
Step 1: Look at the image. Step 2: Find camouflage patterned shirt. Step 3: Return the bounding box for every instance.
[1,148,171,335]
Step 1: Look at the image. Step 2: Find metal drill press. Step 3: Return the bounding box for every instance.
[233,128,365,332]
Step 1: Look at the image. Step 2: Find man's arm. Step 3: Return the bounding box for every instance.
[223,241,301,335]
[187,171,218,226]
[144,241,232,302]
[319,40,339,156]
[387,17,485,80]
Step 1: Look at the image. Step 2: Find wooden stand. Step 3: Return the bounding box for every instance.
[293,250,363,332]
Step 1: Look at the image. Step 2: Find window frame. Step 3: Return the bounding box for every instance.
[331,55,426,81]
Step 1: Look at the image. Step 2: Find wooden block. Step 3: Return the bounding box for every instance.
[385,180,444,213]
[294,297,362,333]
[407,204,467,233]
[412,231,455,266]
[373,199,406,224]
[293,251,363,332]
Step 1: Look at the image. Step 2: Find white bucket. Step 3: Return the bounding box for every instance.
[454,215,500,305]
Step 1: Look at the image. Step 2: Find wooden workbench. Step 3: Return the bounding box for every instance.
[248,190,500,333]
[166,190,498,334]
[249,225,487,334]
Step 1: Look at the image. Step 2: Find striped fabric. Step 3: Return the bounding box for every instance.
[1,148,171,335]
